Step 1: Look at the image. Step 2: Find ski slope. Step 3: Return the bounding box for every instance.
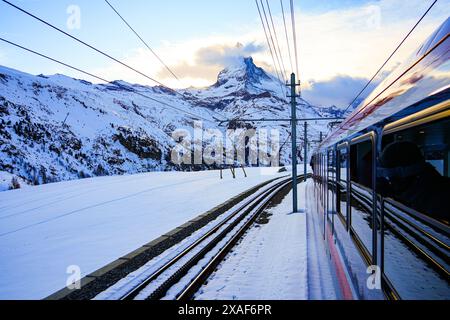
[0,168,285,300]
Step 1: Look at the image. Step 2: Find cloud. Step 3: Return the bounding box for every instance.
[157,42,265,84]
[196,42,264,66]
[302,75,380,108]
[160,61,220,83]
[91,36,268,88]
[302,66,397,108]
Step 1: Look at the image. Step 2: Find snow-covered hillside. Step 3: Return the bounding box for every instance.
[0,57,347,190]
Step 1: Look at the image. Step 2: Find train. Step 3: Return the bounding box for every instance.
[311,17,450,299]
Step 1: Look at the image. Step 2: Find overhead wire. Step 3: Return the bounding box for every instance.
[255,0,286,98]
[104,0,180,82]
[342,0,438,114]
[280,0,294,73]
[260,0,285,83]
[255,0,282,83]
[265,0,288,81]
[0,0,174,90]
[0,37,216,124]
[289,0,300,81]
[288,0,305,118]
[1,0,228,121]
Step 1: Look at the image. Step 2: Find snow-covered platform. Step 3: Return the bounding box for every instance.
[195,180,338,300]
[0,168,285,299]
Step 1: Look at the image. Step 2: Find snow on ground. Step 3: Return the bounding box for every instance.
[0,171,30,192]
[93,177,287,300]
[0,168,285,300]
[195,181,338,300]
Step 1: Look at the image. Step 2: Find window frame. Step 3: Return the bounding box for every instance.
[337,142,350,229]
[327,148,336,233]
[350,131,378,266]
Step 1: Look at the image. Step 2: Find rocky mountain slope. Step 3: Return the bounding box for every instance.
[0,57,347,190]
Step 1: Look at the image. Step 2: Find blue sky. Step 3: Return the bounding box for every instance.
[0,0,369,72]
[0,0,448,106]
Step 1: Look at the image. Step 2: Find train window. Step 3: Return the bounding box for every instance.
[381,116,450,299]
[327,149,336,223]
[349,137,374,257]
[350,140,373,189]
[337,147,348,222]
[339,149,348,182]
[381,117,450,223]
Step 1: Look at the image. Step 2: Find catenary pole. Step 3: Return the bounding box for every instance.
[288,73,299,212]
[304,122,308,181]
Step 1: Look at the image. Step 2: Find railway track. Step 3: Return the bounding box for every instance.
[111,175,304,300]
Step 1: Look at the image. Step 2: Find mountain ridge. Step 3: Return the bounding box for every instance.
[0,57,348,191]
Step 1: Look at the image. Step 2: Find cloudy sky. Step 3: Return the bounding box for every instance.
[0,0,448,107]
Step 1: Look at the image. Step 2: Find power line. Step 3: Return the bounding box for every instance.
[0,37,216,124]
[265,0,287,81]
[255,0,281,82]
[104,0,180,82]
[289,0,300,82]
[0,38,111,83]
[230,101,305,119]
[2,0,227,122]
[288,0,305,119]
[104,0,227,122]
[342,0,438,114]
[280,0,294,73]
[260,0,285,83]
[255,0,286,98]
[220,117,344,124]
[1,0,174,90]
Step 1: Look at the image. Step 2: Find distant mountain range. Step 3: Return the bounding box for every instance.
[0,57,351,190]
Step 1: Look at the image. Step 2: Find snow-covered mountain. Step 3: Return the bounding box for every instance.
[0,57,347,190]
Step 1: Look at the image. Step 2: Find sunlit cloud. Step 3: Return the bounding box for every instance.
[160,43,263,76]
[155,42,265,87]
[91,35,267,88]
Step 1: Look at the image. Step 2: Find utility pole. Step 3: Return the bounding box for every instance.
[304,122,308,181]
[287,73,300,213]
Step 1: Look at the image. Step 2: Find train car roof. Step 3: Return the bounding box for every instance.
[317,17,450,152]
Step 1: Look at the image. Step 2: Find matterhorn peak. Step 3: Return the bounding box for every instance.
[213,56,279,94]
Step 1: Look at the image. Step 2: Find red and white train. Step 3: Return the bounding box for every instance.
[311,17,450,300]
